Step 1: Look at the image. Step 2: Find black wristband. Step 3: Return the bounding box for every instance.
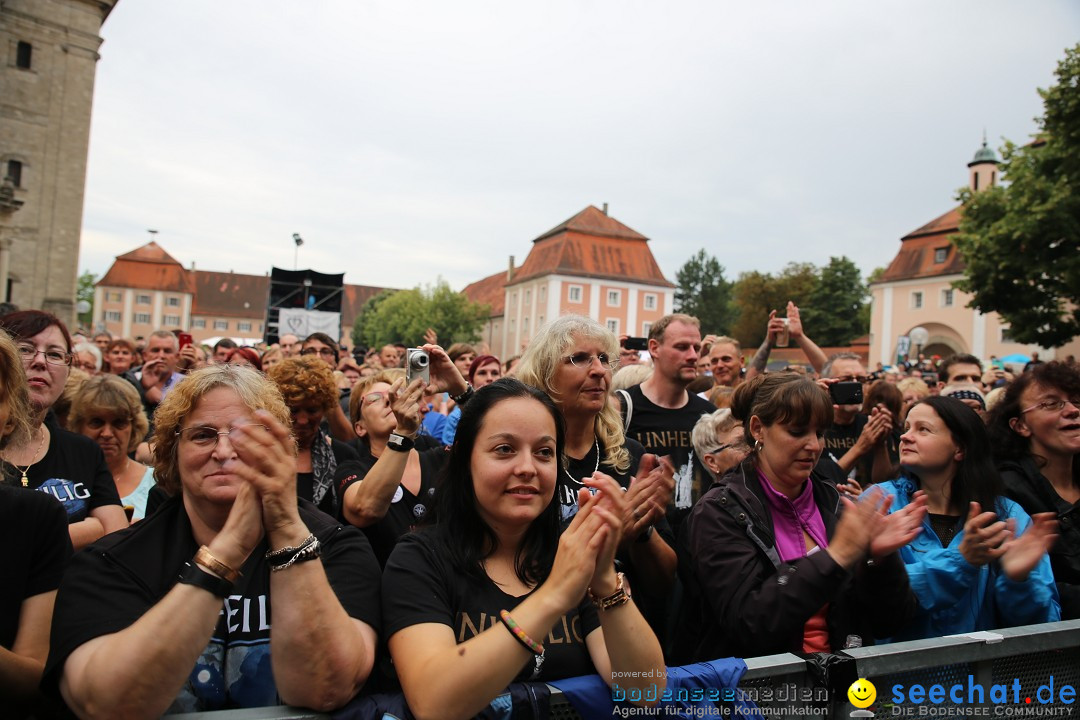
[387,432,415,452]
[178,561,233,598]
[451,383,474,406]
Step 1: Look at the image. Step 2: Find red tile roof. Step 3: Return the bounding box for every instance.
[879,206,967,283]
[191,271,268,319]
[511,206,675,287]
[462,269,508,318]
[342,284,389,329]
[97,241,195,294]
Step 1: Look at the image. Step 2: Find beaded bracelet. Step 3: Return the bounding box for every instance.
[498,609,544,655]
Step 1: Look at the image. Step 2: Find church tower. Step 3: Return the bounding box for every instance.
[967,134,999,193]
[0,0,119,321]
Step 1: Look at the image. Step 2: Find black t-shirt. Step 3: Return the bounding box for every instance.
[296,438,361,518]
[820,414,868,481]
[339,446,447,567]
[43,496,381,713]
[2,424,122,523]
[0,486,72,649]
[382,529,600,682]
[619,385,714,514]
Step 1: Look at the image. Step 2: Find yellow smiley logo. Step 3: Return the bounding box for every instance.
[848,678,877,709]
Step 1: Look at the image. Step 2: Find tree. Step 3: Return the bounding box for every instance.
[952,44,1080,347]
[803,256,869,346]
[353,279,489,349]
[76,270,97,329]
[674,249,735,335]
[731,263,820,348]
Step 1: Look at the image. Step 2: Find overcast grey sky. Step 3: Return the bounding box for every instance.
[78,1,1079,293]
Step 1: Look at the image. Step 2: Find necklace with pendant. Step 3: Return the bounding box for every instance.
[7,426,47,487]
[563,439,600,486]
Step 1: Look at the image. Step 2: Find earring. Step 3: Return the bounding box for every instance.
[754,439,763,453]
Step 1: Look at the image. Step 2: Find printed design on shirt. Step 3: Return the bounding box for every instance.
[391,486,404,504]
[36,478,90,518]
[456,610,583,646]
[413,503,426,518]
[170,593,276,712]
[673,451,695,510]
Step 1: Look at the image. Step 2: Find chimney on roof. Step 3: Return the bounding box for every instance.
[507,255,515,282]
[190,261,195,271]
[602,203,608,216]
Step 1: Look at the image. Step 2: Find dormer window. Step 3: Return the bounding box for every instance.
[934,248,948,264]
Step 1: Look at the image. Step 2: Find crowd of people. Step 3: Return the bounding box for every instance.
[0,304,1075,718]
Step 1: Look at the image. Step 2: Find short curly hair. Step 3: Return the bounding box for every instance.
[265,356,339,412]
[69,374,150,453]
[152,364,291,495]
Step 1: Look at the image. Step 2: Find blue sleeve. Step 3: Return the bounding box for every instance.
[899,541,982,611]
[993,502,1061,625]
[441,408,461,445]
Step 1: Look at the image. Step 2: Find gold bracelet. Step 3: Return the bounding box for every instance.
[587,572,631,611]
[194,546,241,583]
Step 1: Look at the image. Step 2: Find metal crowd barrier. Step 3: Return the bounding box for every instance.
[178,619,1080,720]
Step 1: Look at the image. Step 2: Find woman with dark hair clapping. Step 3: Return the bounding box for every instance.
[879,395,1059,638]
[382,379,665,720]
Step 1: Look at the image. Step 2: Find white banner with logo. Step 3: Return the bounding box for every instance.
[278,309,341,339]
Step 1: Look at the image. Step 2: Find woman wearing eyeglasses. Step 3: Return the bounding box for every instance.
[0,311,128,549]
[989,361,1080,619]
[42,364,381,716]
[515,316,677,641]
[68,375,155,521]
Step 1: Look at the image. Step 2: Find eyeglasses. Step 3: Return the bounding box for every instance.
[707,443,739,455]
[1020,398,1080,415]
[834,374,871,384]
[300,347,337,358]
[176,423,269,447]
[564,352,618,371]
[86,417,132,431]
[17,343,72,366]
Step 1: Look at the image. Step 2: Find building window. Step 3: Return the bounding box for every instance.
[108,291,122,302]
[16,41,32,70]
[644,293,657,311]
[606,319,619,335]
[641,321,652,337]
[911,291,923,309]
[105,311,121,322]
[5,160,22,188]
[238,322,252,332]
[538,315,544,327]
[568,285,583,303]
[539,286,546,302]
[192,318,206,329]
[934,248,948,264]
[606,290,621,307]
[136,294,151,305]
[1001,327,1015,343]
[166,297,180,307]
[510,292,517,308]
[525,289,531,306]
[213,320,228,331]
[523,317,529,334]
[134,313,151,324]
[163,314,180,326]
[941,288,954,307]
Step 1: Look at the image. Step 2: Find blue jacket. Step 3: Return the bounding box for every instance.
[877,478,1060,641]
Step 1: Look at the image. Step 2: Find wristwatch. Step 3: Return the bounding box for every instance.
[451,383,474,406]
[387,432,416,452]
[178,561,233,598]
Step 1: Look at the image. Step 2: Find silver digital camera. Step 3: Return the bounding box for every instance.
[406,348,429,385]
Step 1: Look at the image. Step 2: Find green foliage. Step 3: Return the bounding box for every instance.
[352,280,489,350]
[952,44,1080,347]
[674,249,735,335]
[804,257,869,346]
[76,270,97,328]
[731,263,820,347]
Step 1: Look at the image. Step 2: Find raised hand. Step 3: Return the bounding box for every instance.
[958,503,1013,567]
[870,491,927,559]
[545,489,609,610]
[420,344,469,397]
[620,454,672,542]
[224,411,302,540]
[827,486,886,569]
[998,512,1058,582]
[581,474,628,594]
[389,377,425,436]
[786,302,804,339]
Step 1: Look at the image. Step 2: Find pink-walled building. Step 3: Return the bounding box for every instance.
[464,206,676,359]
[869,141,1080,366]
